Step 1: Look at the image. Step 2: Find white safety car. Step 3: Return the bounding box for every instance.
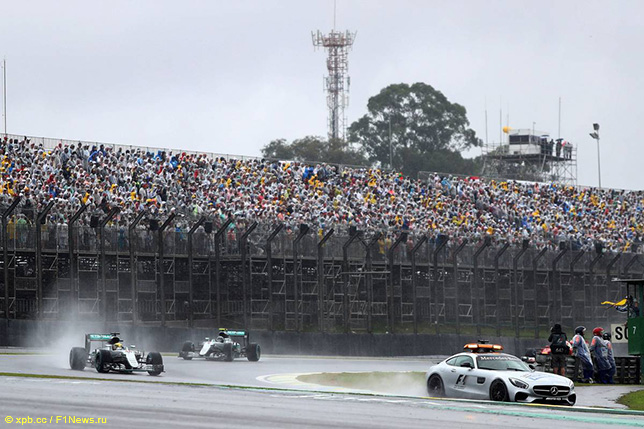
[426,351,575,405]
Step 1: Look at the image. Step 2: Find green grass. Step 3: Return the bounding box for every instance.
[617,389,644,411]
[297,371,426,394]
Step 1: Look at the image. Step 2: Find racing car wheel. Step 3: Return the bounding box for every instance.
[95,349,112,373]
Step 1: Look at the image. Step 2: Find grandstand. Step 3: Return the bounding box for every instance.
[0,133,642,336]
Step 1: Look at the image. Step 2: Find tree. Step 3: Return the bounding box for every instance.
[261,136,368,166]
[348,82,482,177]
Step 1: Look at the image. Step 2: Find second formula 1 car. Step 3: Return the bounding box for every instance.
[179,329,260,362]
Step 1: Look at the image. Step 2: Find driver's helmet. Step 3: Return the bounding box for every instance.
[112,342,123,350]
[215,336,225,343]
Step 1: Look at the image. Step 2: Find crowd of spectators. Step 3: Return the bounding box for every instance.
[0,135,642,253]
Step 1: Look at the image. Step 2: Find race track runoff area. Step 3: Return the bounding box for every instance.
[0,352,642,428]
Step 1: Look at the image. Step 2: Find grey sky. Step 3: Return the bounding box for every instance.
[2,0,641,190]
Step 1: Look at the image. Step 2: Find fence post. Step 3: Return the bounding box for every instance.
[387,232,407,333]
[589,253,603,324]
[68,204,87,319]
[513,242,529,338]
[550,246,568,326]
[494,242,510,336]
[622,254,639,278]
[364,232,382,334]
[128,210,145,324]
[317,228,334,332]
[99,207,119,322]
[472,236,491,337]
[187,216,206,328]
[410,235,427,335]
[266,224,283,331]
[214,218,233,328]
[2,197,20,320]
[292,224,309,332]
[432,235,449,334]
[36,200,55,319]
[452,238,468,335]
[157,214,175,327]
[532,247,548,339]
[342,230,361,333]
[605,253,622,326]
[240,222,258,329]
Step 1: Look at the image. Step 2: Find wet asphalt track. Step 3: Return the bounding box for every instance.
[0,352,642,428]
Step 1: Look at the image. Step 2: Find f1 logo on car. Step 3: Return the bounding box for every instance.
[455,375,467,388]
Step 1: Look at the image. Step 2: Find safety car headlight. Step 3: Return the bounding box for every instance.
[509,378,529,390]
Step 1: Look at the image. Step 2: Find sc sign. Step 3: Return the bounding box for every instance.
[611,324,628,343]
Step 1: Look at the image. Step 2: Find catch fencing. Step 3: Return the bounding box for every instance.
[0,216,640,338]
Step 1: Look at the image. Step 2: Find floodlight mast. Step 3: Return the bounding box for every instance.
[312,29,356,142]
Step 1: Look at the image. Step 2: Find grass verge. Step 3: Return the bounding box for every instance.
[617,390,644,411]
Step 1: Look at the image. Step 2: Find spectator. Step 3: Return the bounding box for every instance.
[602,332,616,384]
[589,327,611,383]
[0,134,642,256]
[572,326,594,383]
[548,323,568,376]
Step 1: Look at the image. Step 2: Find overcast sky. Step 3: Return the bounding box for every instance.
[1,1,641,190]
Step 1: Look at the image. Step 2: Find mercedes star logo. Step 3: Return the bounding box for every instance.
[550,386,559,395]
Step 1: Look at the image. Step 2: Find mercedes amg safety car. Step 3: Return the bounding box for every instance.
[69,333,164,376]
[179,329,260,362]
[426,351,576,405]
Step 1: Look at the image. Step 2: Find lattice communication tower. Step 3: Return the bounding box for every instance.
[312,30,356,141]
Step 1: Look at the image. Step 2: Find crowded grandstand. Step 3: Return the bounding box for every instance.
[0,134,641,253]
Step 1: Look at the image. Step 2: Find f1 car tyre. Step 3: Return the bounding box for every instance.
[69,347,86,371]
[427,374,445,397]
[146,352,163,376]
[489,379,509,402]
[223,342,233,362]
[180,341,194,360]
[246,343,261,362]
[95,349,112,373]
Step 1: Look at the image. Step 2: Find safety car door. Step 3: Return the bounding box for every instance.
[461,359,490,400]
[444,356,473,398]
[441,356,464,397]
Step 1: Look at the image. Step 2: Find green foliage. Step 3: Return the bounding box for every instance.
[261,136,368,166]
[618,389,644,410]
[348,82,481,177]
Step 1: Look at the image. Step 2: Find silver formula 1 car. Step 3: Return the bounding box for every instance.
[426,352,576,405]
[69,333,164,376]
[179,329,260,362]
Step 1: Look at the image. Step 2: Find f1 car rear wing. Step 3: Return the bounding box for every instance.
[84,333,120,352]
[218,328,249,343]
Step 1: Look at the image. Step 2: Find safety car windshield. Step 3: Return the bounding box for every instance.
[476,355,531,372]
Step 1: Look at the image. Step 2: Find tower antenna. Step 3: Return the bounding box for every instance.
[312,13,356,142]
[2,58,6,135]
